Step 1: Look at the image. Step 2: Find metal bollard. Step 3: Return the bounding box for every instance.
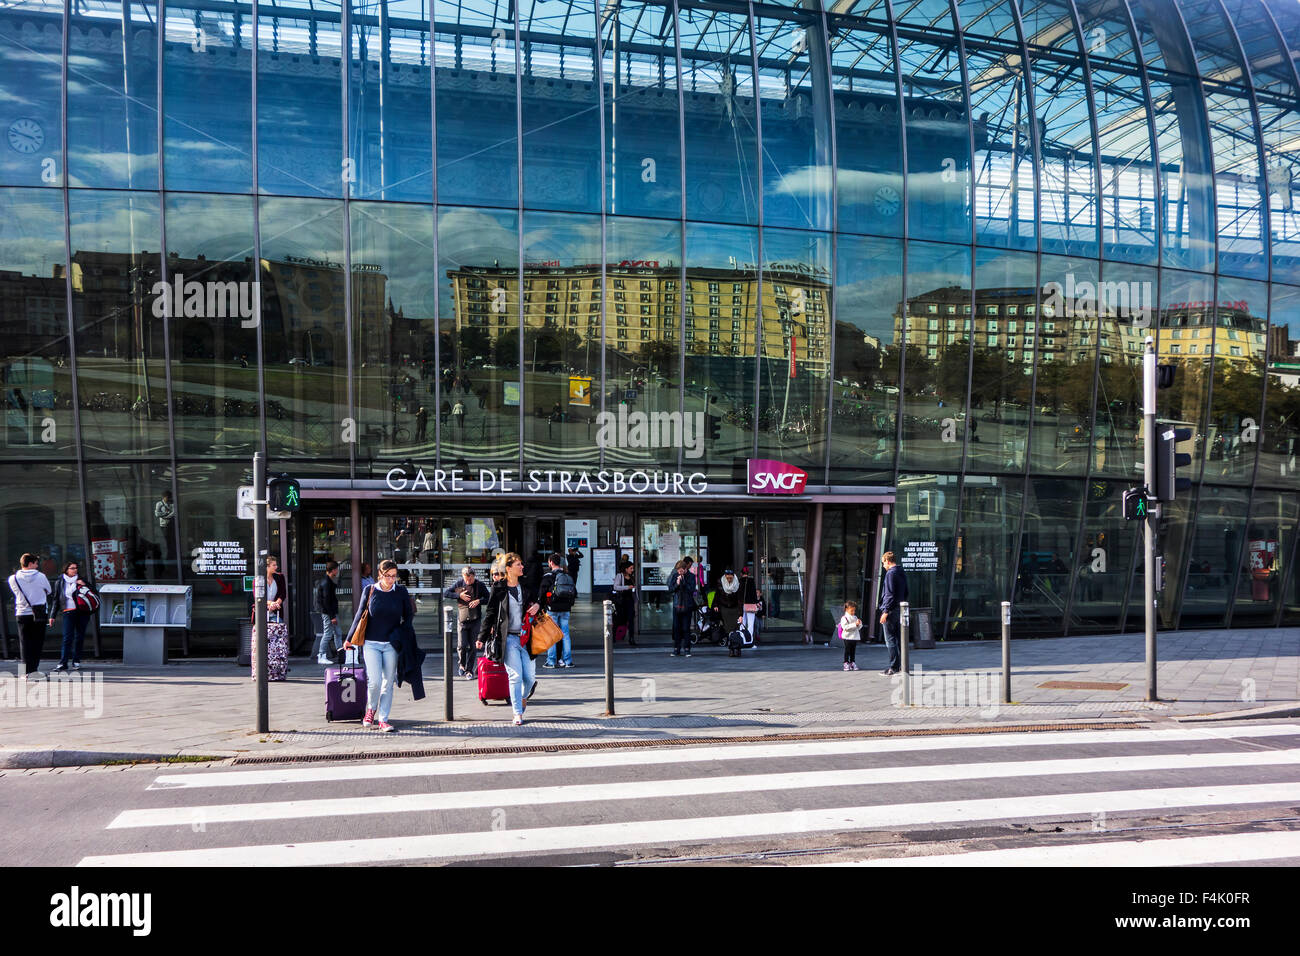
[442,603,455,722]
[1001,601,1011,704]
[900,601,911,706]
[603,599,615,716]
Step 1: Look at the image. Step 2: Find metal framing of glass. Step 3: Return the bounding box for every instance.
[1,0,1299,643]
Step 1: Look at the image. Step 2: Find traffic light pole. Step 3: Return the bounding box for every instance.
[1142,339,1158,702]
[253,451,269,732]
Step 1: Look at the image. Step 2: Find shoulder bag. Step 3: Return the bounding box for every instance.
[349,585,376,648]
[529,611,564,656]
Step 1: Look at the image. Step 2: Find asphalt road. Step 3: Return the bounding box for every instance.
[3,720,1300,867]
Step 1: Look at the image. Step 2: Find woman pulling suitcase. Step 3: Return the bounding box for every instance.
[343,559,413,732]
[476,552,539,726]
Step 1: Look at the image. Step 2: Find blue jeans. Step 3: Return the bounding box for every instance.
[316,614,342,660]
[504,635,536,717]
[59,610,89,666]
[882,614,901,671]
[362,640,399,722]
[545,610,572,665]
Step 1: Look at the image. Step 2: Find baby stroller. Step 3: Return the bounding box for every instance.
[692,599,727,647]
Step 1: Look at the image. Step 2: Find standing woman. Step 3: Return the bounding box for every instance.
[612,559,638,647]
[343,559,412,732]
[668,559,695,657]
[475,552,539,726]
[53,561,92,672]
[252,556,290,680]
[739,566,762,648]
[8,553,52,680]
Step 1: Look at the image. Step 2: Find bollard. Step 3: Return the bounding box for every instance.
[603,599,615,716]
[442,603,455,722]
[900,601,911,706]
[1001,600,1011,704]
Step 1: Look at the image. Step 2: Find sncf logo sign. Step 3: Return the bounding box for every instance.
[747,459,808,495]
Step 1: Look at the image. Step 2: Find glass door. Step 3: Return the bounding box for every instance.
[759,515,807,634]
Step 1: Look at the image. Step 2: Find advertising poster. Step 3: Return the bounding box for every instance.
[502,381,520,407]
[568,376,593,406]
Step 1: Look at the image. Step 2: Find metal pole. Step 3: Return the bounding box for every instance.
[253,452,268,733]
[1001,600,1011,704]
[1143,338,1158,701]
[603,598,614,716]
[900,600,910,706]
[443,603,455,721]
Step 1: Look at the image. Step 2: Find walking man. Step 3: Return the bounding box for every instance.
[314,559,342,665]
[540,552,576,668]
[444,565,490,678]
[878,550,908,676]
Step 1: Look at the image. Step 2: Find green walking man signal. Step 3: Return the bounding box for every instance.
[268,475,302,513]
[1122,488,1150,521]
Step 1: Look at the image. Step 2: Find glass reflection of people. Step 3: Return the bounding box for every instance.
[155,490,175,561]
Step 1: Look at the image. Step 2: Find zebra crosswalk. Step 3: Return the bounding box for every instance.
[76,723,1300,867]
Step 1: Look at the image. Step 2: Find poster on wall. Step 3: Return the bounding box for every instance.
[591,548,616,591]
[564,518,593,594]
[568,376,593,406]
[660,532,681,568]
[92,538,126,581]
[502,381,520,407]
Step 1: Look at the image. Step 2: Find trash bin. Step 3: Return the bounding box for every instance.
[237,620,253,667]
[911,607,935,649]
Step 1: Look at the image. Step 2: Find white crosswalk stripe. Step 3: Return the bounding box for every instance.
[77,723,1300,867]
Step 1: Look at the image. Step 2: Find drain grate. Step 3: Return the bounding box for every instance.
[1038,680,1130,691]
[229,721,1140,766]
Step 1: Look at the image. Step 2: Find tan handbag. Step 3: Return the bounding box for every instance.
[529,611,564,656]
[348,586,374,649]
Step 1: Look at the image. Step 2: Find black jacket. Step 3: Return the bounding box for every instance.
[444,578,490,623]
[392,615,426,701]
[539,566,575,613]
[313,575,339,617]
[477,579,535,662]
[669,568,696,612]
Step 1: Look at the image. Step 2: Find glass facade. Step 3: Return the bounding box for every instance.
[2,0,1299,649]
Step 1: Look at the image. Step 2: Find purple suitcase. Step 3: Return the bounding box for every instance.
[325,657,368,722]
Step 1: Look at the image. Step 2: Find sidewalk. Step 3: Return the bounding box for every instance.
[2,627,1297,767]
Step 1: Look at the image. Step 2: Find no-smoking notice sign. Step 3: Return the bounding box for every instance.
[901,541,939,571]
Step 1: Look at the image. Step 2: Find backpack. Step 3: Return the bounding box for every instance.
[74,584,100,614]
[548,571,576,612]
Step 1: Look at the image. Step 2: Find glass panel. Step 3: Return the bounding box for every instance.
[1258,282,1300,487]
[678,3,759,225]
[163,1,253,193]
[760,514,806,633]
[1180,0,1268,280]
[896,5,972,243]
[754,8,832,231]
[1160,268,1214,478]
[164,193,260,457]
[1031,254,1099,475]
[949,474,1023,638]
[1202,275,1267,485]
[1090,66,1159,265]
[520,0,600,213]
[684,221,759,480]
[434,0,518,208]
[350,201,436,461]
[602,0,682,219]
[177,460,255,646]
[521,211,601,467]
[1128,0,1216,272]
[966,247,1035,472]
[69,190,169,458]
[1233,489,1295,625]
[605,215,684,468]
[1023,2,1100,256]
[437,205,520,468]
[349,0,433,203]
[1,189,76,457]
[1178,485,1251,628]
[1071,477,1140,631]
[309,514,355,623]
[637,514,698,633]
[756,228,830,471]
[898,239,972,471]
[888,473,959,637]
[827,13,902,237]
[0,463,83,644]
[257,0,344,197]
[68,1,159,189]
[0,0,64,188]
[84,462,178,583]
[952,0,1018,39]
[830,233,901,482]
[1087,260,1156,478]
[258,198,350,460]
[967,39,1037,250]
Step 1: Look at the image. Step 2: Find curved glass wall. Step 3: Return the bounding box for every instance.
[2,0,1299,644]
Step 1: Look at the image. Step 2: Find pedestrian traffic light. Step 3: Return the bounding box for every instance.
[1156,363,1177,389]
[268,475,302,513]
[1153,425,1193,501]
[706,413,721,442]
[1122,488,1150,521]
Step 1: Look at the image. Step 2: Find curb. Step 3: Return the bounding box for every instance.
[1175,702,1300,723]
[0,748,240,770]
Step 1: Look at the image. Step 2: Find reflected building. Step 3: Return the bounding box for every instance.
[2,0,1300,654]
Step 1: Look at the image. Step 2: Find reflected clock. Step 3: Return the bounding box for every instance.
[873,185,901,217]
[7,118,44,154]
